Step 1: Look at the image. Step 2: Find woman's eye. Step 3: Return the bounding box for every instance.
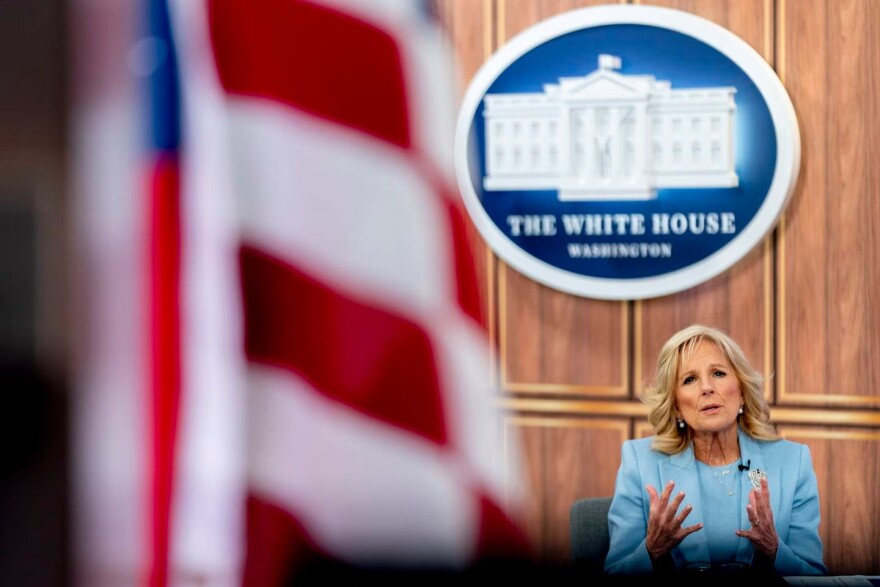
[683,375,696,384]
[713,370,726,377]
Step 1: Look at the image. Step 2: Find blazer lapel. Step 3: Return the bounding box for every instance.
[660,445,710,566]
[735,430,768,562]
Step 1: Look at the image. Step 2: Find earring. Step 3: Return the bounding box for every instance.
[677,417,685,429]
[738,405,744,415]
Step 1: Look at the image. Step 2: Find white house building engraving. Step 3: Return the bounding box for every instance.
[482,55,738,201]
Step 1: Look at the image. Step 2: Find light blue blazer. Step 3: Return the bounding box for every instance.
[604,429,827,576]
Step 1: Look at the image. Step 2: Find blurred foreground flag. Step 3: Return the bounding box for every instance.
[71,1,532,586]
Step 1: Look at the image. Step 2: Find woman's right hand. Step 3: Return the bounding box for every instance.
[645,480,703,560]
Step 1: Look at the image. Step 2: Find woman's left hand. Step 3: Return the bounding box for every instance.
[735,476,779,559]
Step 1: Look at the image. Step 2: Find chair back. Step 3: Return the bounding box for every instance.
[569,496,612,573]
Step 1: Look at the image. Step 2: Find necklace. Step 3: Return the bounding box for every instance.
[713,465,737,496]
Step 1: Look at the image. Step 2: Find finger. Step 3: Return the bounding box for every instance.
[752,490,766,521]
[751,485,769,523]
[747,503,762,525]
[682,522,704,537]
[670,490,687,511]
[646,484,661,513]
[746,503,767,532]
[653,481,674,512]
[748,488,758,512]
[659,480,675,504]
[758,477,773,520]
[674,503,693,526]
[647,485,666,518]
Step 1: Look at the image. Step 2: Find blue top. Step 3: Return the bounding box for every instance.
[696,460,741,563]
[604,428,827,576]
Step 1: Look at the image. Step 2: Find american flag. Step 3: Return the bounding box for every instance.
[71,0,531,585]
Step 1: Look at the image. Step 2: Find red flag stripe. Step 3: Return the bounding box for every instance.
[208,0,410,149]
[444,198,485,330]
[239,244,447,446]
[242,494,325,587]
[146,155,182,587]
[474,491,534,561]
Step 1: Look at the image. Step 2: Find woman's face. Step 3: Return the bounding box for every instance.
[674,339,743,435]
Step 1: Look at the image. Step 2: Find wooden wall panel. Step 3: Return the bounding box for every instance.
[499,0,617,43]
[505,417,627,565]
[779,426,880,575]
[500,268,629,394]
[495,0,630,395]
[634,0,774,399]
[434,0,492,85]
[634,420,654,439]
[636,0,772,52]
[778,0,880,407]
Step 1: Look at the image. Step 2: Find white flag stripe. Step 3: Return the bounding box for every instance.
[309,0,426,27]
[430,320,513,502]
[168,0,248,579]
[247,365,477,567]
[228,100,456,322]
[395,18,461,181]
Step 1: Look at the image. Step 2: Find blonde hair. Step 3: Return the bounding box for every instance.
[641,324,778,454]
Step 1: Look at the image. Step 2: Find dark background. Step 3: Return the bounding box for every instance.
[0,0,70,585]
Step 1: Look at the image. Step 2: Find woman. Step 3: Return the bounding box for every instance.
[604,324,826,576]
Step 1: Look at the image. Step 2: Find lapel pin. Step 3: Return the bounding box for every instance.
[748,468,767,489]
